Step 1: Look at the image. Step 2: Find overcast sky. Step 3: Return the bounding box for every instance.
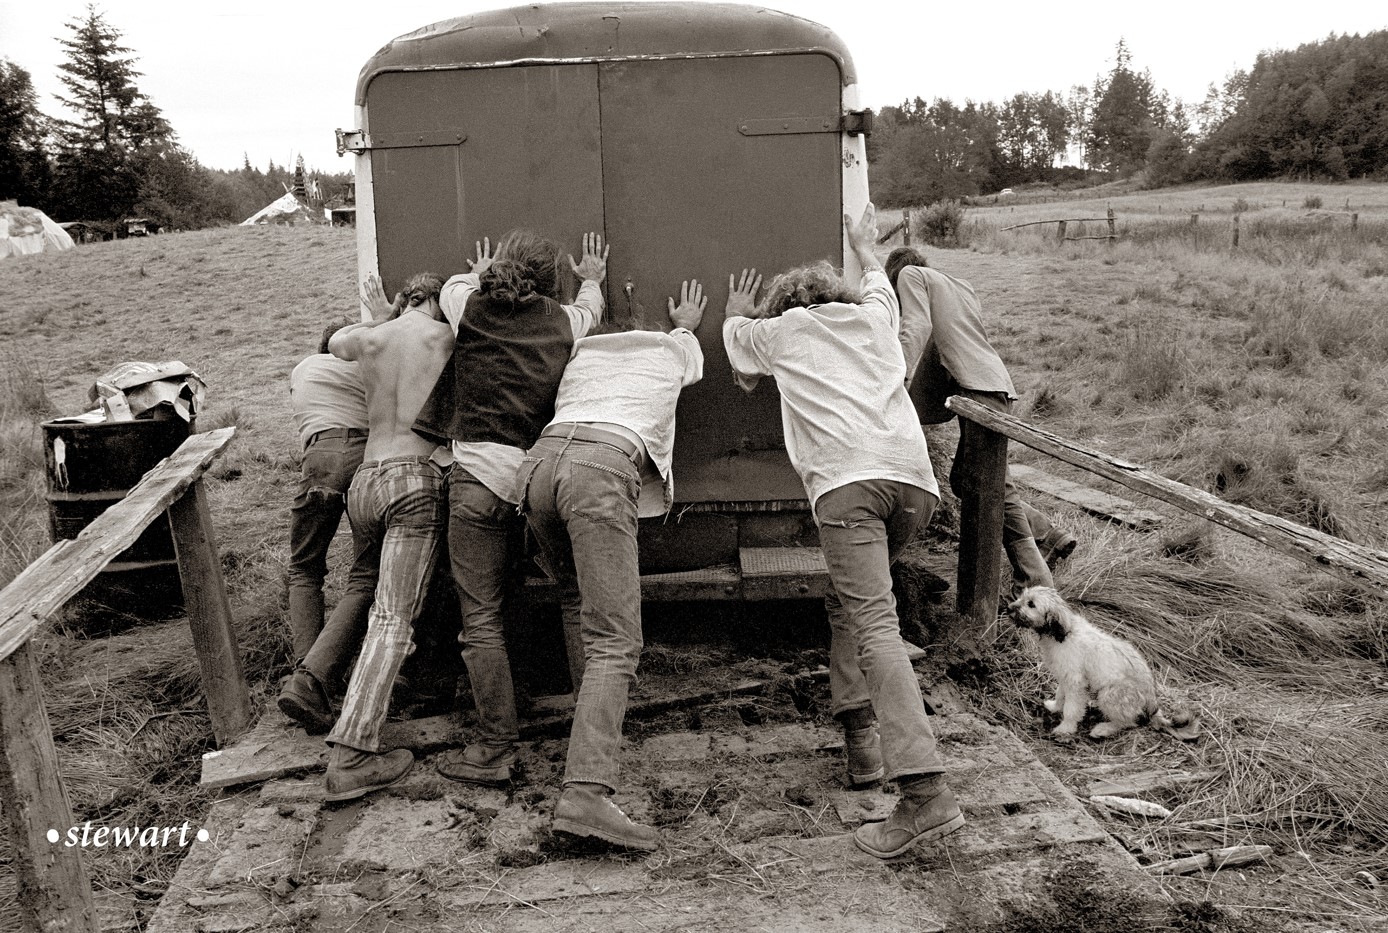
[1,1,1382,173]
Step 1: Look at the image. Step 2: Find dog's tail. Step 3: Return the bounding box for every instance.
[1147,704,1202,741]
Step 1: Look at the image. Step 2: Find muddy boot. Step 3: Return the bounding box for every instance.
[435,743,517,786]
[1037,530,1078,568]
[853,775,964,859]
[277,667,334,735]
[553,783,658,852]
[837,707,884,787]
[324,744,414,803]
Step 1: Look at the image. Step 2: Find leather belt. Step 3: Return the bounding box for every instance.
[307,427,368,447]
[539,423,645,467]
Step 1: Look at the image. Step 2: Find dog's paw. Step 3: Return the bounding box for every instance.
[1043,699,1060,714]
[1051,722,1078,737]
[1089,722,1124,739]
[1050,729,1077,746]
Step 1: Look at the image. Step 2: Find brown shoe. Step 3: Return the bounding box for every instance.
[277,668,334,735]
[435,745,516,786]
[845,725,885,787]
[1038,532,1078,568]
[324,745,414,802]
[853,786,964,858]
[553,784,658,851]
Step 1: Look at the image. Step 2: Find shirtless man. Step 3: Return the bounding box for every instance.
[321,272,454,801]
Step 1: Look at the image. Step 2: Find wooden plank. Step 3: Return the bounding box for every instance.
[0,428,237,664]
[1009,464,1165,529]
[955,421,1008,623]
[203,678,775,789]
[948,397,1388,592]
[169,481,253,746]
[0,643,100,932]
[1083,768,1218,798]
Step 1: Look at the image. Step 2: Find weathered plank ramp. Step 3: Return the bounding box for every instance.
[1009,463,1166,529]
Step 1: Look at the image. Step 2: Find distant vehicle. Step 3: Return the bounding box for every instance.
[344,1,875,596]
[999,188,1014,196]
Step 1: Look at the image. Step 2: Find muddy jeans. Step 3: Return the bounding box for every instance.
[518,435,643,792]
[287,431,370,662]
[328,457,445,753]
[820,479,946,781]
[447,467,525,764]
[950,390,1054,589]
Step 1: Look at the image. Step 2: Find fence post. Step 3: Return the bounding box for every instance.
[169,481,253,746]
[1106,205,1116,247]
[0,644,100,933]
[903,209,911,246]
[954,419,1008,627]
[1232,213,1240,249]
[1056,220,1066,244]
[1190,213,1199,250]
[1352,213,1359,231]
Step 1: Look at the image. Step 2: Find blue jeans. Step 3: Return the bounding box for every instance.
[820,479,945,781]
[287,432,371,662]
[518,435,642,791]
[448,467,524,762]
[328,457,445,753]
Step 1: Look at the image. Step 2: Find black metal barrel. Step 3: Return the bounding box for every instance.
[42,417,190,606]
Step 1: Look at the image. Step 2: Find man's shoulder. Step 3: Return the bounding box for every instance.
[904,264,973,292]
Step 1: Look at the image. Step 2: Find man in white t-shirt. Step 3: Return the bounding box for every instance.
[517,279,706,851]
[722,205,962,859]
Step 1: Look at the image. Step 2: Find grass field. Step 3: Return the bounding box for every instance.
[2,180,1387,930]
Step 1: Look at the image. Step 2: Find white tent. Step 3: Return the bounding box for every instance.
[240,192,324,226]
[0,201,75,259]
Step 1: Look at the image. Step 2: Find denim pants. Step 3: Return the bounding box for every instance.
[287,432,370,662]
[447,467,525,761]
[518,435,643,792]
[820,479,945,781]
[950,390,1053,589]
[328,457,445,753]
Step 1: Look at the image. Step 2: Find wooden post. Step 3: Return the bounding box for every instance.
[953,418,1008,626]
[1190,212,1199,250]
[1106,205,1116,247]
[1056,220,1067,244]
[1352,213,1359,231]
[169,481,253,746]
[902,209,911,246]
[0,644,100,933]
[1232,213,1240,249]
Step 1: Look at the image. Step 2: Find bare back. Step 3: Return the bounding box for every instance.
[353,311,454,461]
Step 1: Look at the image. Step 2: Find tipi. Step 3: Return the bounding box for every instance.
[0,201,75,259]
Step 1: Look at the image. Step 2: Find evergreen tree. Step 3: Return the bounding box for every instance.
[1085,39,1160,174]
[50,5,173,220]
[0,60,53,207]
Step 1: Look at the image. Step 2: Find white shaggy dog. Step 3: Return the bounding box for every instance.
[1007,585,1179,739]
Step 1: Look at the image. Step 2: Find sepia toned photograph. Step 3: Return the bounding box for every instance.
[1,2,1385,930]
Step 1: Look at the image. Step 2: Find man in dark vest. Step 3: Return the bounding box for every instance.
[416,230,607,786]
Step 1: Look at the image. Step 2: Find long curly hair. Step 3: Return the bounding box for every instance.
[479,230,574,307]
[760,261,862,318]
[885,246,929,288]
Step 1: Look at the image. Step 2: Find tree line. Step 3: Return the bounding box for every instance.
[869,32,1388,208]
[0,6,349,230]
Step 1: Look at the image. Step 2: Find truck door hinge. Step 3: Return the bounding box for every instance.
[736,110,873,137]
[335,128,468,155]
[841,109,873,137]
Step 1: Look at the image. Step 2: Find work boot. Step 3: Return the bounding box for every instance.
[853,780,964,859]
[324,744,414,803]
[844,725,885,787]
[277,668,334,735]
[435,743,517,786]
[1037,531,1078,568]
[552,783,659,851]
